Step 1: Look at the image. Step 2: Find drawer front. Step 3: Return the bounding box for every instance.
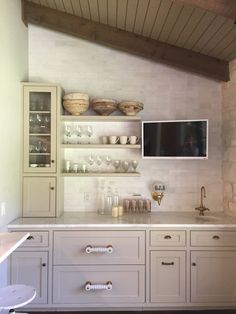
[53,265,145,304]
[12,231,49,248]
[53,231,145,265]
[150,230,186,247]
[191,231,236,247]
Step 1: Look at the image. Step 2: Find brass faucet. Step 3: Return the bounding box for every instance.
[195,186,210,216]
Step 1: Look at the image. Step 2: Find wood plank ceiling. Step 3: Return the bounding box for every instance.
[27,0,236,62]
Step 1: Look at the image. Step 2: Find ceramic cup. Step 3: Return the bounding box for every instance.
[119,135,128,145]
[101,136,108,144]
[109,135,119,144]
[128,135,139,145]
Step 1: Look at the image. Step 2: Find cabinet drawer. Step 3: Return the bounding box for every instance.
[53,265,145,304]
[191,231,236,247]
[12,231,49,248]
[150,230,186,247]
[53,231,145,265]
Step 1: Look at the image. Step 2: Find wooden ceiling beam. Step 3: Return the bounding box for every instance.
[173,0,236,21]
[22,0,229,81]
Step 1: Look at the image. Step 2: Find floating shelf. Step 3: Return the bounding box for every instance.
[60,144,141,149]
[61,115,141,122]
[61,172,141,177]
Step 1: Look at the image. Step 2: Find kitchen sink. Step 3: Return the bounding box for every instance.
[195,215,221,223]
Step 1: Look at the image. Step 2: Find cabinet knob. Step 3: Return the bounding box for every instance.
[51,160,55,163]
[27,235,34,240]
[192,262,196,266]
[50,187,55,190]
[212,235,220,240]
[164,235,172,239]
[42,263,46,267]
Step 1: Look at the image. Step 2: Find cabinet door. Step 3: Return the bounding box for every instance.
[150,251,186,303]
[10,251,48,304]
[23,85,57,172]
[191,251,236,303]
[23,177,56,217]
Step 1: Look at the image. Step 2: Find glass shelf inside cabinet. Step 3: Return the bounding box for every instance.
[28,92,53,168]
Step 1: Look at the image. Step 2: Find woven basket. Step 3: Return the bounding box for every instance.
[63,99,89,116]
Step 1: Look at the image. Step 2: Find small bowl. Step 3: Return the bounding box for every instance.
[92,99,117,116]
[118,101,143,116]
[63,93,89,101]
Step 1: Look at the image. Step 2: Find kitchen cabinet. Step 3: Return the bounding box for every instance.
[23,176,56,217]
[52,230,145,305]
[150,251,186,303]
[22,83,61,217]
[190,230,236,303]
[148,229,186,304]
[10,230,49,305]
[23,84,58,172]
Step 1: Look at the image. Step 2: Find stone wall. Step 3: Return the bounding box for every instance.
[222,59,236,216]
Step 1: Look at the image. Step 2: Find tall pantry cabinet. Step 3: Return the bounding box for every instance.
[22,83,62,217]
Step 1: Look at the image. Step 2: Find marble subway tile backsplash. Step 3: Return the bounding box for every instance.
[28,25,223,212]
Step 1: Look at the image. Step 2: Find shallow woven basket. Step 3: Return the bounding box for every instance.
[63,99,89,116]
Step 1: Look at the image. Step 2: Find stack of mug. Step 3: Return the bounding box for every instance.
[102,135,139,145]
[123,198,151,213]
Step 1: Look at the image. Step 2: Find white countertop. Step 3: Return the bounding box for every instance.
[0,232,30,263]
[7,211,236,228]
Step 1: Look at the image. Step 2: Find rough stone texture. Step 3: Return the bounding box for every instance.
[28,25,223,212]
[222,59,236,217]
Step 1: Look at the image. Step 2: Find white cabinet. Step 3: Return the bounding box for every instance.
[10,251,48,304]
[52,230,145,305]
[23,84,58,173]
[23,176,56,217]
[190,230,236,304]
[9,230,50,305]
[148,229,186,304]
[150,251,186,303]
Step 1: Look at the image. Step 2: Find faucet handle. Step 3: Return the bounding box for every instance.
[195,206,210,216]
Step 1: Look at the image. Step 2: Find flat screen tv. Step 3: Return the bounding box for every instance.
[142,119,208,159]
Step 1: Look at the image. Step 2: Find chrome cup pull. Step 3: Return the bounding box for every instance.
[85,245,113,254]
[85,281,112,291]
[212,235,220,240]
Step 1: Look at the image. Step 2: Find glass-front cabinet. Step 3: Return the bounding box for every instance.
[23,85,57,172]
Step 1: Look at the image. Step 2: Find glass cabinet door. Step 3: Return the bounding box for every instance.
[23,86,57,172]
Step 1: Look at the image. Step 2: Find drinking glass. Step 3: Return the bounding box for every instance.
[84,125,93,144]
[75,124,83,144]
[122,160,130,172]
[113,160,121,172]
[131,160,139,172]
[65,124,72,144]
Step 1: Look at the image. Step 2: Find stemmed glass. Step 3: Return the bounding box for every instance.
[113,160,121,173]
[75,124,83,144]
[96,155,103,172]
[65,124,72,144]
[104,155,112,166]
[84,125,93,144]
[122,160,130,172]
[131,160,139,172]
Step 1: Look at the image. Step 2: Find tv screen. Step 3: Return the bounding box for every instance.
[142,120,208,159]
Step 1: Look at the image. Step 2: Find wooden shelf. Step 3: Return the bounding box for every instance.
[61,115,141,122]
[29,111,51,114]
[61,172,141,177]
[60,144,141,149]
[29,153,50,155]
[29,133,51,136]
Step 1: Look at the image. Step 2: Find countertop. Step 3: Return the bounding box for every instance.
[0,232,30,263]
[7,211,236,228]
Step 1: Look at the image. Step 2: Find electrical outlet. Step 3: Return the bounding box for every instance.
[0,202,6,216]
[84,192,90,201]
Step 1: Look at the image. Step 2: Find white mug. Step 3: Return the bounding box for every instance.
[101,136,108,144]
[120,135,128,145]
[109,135,119,144]
[128,135,139,145]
